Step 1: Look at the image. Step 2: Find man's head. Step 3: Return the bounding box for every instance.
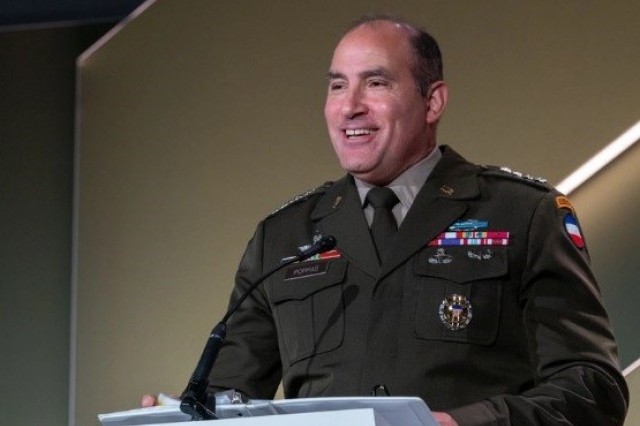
[324,17,448,186]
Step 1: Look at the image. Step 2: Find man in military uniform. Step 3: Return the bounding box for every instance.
[206,17,628,425]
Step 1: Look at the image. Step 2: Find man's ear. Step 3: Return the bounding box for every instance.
[425,81,448,124]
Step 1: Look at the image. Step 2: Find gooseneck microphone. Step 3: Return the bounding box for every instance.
[180,235,337,420]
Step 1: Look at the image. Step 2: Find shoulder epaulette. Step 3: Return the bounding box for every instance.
[480,165,551,190]
[269,181,333,217]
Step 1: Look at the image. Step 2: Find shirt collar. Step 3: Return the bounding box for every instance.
[353,147,442,227]
[354,146,442,210]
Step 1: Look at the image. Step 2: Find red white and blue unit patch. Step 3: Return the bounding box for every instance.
[564,213,585,249]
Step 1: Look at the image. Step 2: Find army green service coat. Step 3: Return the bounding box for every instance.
[209,146,628,425]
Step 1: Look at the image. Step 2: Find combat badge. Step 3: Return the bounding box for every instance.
[448,219,489,232]
[428,248,453,264]
[467,248,493,260]
[439,294,473,331]
[564,213,585,249]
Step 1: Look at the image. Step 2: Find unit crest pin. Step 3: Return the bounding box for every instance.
[440,185,455,196]
[439,294,473,331]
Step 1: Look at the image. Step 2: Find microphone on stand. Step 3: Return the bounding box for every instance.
[180,235,337,420]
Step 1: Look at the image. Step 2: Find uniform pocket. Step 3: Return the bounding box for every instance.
[270,260,348,364]
[413,247,508,345]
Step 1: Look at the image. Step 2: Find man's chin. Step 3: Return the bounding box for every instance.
[347,169,391,186]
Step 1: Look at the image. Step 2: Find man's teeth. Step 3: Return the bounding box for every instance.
[345,129,375,136]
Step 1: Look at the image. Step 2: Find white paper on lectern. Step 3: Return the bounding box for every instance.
[98,396,437,426]
[143,408,383,426]
[98,405,191,425]
[271,397,437,426]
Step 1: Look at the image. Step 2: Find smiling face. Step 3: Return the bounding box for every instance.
[324,21,445,186]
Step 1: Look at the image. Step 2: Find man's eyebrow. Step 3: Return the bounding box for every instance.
[361,67,394,80]
[326,68,394,81]
[327,71,345,80]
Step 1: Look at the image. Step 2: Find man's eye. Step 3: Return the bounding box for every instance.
[369,80,388,87]
[329,82,345,91]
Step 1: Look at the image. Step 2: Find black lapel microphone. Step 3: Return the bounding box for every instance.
[180,235,337,420]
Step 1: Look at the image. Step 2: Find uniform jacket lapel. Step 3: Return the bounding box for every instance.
[381,146,481,278]
[310,176,380,278]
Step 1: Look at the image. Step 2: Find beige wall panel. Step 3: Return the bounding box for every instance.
[74,1,640,424]
[570,141,640,369]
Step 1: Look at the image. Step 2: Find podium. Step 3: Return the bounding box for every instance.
[99,397,438,426]
[147,408,386,426]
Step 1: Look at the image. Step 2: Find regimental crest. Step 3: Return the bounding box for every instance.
[439,294,473,331]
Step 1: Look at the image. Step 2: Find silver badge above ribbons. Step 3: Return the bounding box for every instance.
[467,248,493,260]
[428,248,453,264]
[439,294,473,331]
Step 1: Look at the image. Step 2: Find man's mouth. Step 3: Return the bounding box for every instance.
[344,128,377,138]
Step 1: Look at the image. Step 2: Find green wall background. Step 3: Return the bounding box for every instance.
[0,23,112,426]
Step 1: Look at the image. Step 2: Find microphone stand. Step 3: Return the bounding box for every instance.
[180,236,337,420]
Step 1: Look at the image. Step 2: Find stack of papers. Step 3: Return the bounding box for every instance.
[99,396,437,426]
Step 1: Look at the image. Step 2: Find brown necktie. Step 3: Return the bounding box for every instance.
[366,187,400,263]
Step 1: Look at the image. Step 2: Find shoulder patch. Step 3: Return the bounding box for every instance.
[269,182,333,216]
[480,165,550,190]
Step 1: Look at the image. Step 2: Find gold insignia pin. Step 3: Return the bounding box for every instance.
[440,185,455,196]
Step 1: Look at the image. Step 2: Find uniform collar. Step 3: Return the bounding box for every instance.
[311,145,480,222]
[354,146,442,212]
[424,145,481,200]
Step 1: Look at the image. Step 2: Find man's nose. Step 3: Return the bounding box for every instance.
[341,88,367,119]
